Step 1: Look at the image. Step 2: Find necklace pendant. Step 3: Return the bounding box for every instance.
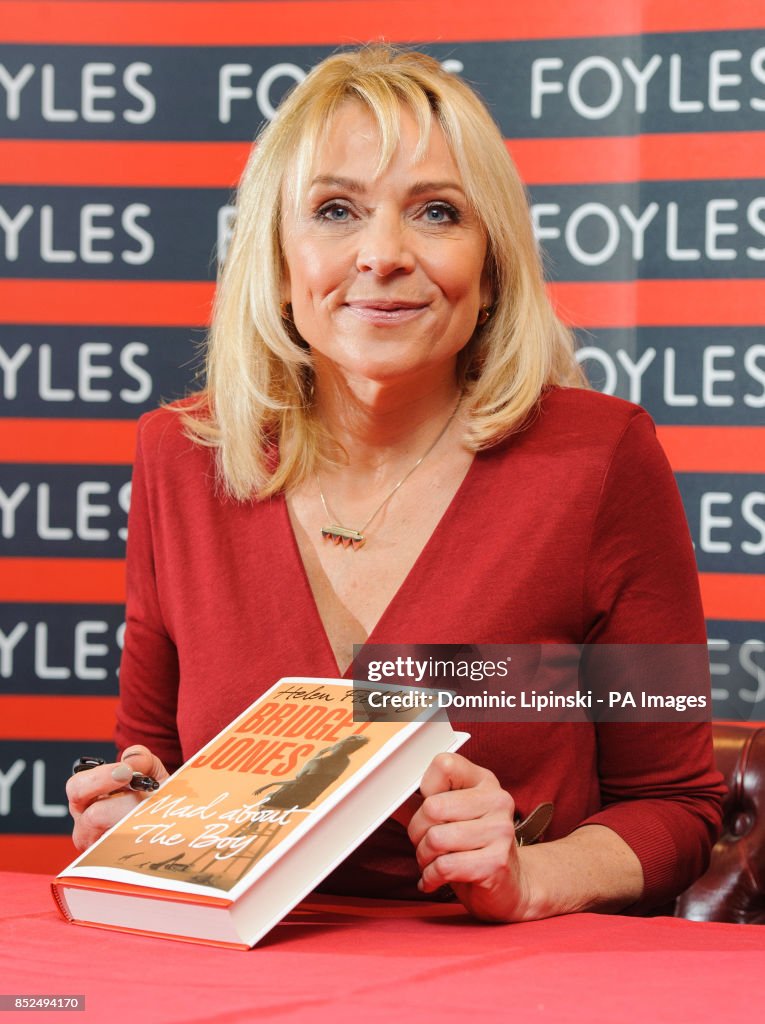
[321,524,365,549]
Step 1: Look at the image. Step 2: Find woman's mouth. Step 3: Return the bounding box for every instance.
[343,300,428,325]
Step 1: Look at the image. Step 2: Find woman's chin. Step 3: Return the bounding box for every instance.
[313,350,460,392]
[328,365,448,397]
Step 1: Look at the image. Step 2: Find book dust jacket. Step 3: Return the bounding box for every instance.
[68,680,415,898]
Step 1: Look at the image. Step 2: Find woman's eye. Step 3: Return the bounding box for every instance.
[317,203,352,222]
[422,202,460,224]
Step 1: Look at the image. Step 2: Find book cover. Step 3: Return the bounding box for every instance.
[53,678,468,945]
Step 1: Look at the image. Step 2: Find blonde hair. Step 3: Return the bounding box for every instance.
[181,45,584,500]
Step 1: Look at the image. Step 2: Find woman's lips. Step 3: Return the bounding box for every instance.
[343,301,428,325]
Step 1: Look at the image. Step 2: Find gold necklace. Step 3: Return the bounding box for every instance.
[317,398,461,549]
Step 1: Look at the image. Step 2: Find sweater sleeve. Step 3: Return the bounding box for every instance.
[114,413,183,773]
[578,410,725,911]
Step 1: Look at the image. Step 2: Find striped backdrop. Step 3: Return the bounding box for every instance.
[1,0,763,871]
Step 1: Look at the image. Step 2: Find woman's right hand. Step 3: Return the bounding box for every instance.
[66,745,169,852]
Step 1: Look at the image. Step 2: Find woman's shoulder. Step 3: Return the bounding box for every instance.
[484,386,660,477]
[537,386,652,434]
[523,386,657,455]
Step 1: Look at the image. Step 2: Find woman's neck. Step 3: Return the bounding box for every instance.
[312,365,464,474]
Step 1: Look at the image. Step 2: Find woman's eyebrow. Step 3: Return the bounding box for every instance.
[309,175,365,192]
[408,180,466,196]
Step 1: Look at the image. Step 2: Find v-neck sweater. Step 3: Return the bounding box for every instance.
[116,387,724,911]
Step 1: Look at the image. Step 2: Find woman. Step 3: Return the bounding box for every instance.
[67,46,724,922]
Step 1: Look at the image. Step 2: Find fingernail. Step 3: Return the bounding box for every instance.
[121,749,143,761]
[111,763,133,783]
[417,878,424,892]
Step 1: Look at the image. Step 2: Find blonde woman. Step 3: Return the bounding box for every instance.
[68,46,723,922]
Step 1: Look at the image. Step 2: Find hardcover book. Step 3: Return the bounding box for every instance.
[53,677,468,949]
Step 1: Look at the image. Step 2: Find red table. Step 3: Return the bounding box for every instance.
[1,871,763,1023]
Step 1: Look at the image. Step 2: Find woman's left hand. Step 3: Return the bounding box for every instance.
[406,752,531,922]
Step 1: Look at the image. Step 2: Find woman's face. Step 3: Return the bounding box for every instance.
[280,101,490,388]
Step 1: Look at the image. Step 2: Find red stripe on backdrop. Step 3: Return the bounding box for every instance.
[3,420,765,474]
[700,575,765,623]
[0,280,213,327]
[0,419,138,464]
[0,559,125,602]
[2,0,764,44]
[550,281,765,329]
[0,141,249,188]
[655,428,765,474]
[1,279,763,329]
[0,696,119,741]
[0,836,77,874]
[1,134,763,187]
[507,134,765,185]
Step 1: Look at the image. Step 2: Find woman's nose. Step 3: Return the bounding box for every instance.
[355,213,415,276]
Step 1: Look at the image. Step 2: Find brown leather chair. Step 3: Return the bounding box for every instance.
[675,722,765,924]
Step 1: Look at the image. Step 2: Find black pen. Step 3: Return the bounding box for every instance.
[72,755,160,792]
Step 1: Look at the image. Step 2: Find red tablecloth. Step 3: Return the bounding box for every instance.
[1,872,763,1023]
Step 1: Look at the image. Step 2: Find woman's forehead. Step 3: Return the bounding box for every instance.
[288,99,459,197]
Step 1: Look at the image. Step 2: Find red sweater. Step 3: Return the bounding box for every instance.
[116,387,724,910]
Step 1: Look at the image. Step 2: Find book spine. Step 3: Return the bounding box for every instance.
[50,882,73,923]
